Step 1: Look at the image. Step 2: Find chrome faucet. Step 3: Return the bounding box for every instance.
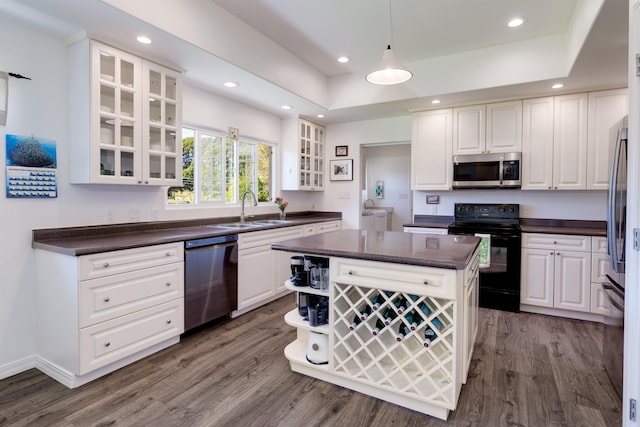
[364,198,375,208]
[240,189,258,222]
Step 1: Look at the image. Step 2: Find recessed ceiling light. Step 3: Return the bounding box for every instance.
[431,99,441,104]
[136,36,152,44]
[507,17,524,28]
[281,105,292,110]
[317,114,325,118]
[338,56,350,63]
[224,81,238,88]
[552,83,564,89]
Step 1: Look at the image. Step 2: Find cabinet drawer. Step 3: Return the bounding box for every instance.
[522,233,590,252]
[79,262,184,328]
[79,243,183,281]
[238,226,303,248]
[591,236,608,253]
[316,221,341,233]
[332,258,457,300]
[79,299,184,374]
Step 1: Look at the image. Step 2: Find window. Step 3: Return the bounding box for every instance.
[167,127,274,205]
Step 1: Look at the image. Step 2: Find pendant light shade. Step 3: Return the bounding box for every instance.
[366,0,412,85]
[366,44,413,85]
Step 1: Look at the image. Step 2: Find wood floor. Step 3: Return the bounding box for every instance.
[0,295,622,427]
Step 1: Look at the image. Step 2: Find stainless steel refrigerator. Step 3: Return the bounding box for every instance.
[603,126,627,398]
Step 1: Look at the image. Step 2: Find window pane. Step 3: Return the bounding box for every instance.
[225,138,235,203]
[167,128,194,204]
[237,141,256,197]
[199,133,224,202]
[257,144,272,202]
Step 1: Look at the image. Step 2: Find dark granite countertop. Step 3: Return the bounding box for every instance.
[404,216,606,237]
[519,218,606,237]
[272,229,480,270]
[32,212,341,256]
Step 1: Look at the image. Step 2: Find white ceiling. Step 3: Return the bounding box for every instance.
[2,0,629,124]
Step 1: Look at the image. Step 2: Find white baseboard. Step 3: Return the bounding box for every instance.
[521,304,604,323]
[0,356,37,381]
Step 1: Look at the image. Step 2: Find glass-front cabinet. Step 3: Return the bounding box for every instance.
[143,62,182,185]
[68,39,182,186]
[282,117,325,191]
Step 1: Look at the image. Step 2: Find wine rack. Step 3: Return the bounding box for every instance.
[332,283,456,408]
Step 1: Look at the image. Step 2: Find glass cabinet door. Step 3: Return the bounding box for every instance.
[95,42,141,183]
[143,62,182,185]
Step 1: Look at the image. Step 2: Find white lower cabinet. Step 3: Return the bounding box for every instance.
[236,221,342,314]
[35,242,184,387]
[590,236,614,316]
[283,254,477,420]
[521,233,604,318]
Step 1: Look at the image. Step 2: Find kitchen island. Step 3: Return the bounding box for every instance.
[272,230,480,420]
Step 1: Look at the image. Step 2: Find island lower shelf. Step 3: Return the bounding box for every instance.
[282,254,479,421]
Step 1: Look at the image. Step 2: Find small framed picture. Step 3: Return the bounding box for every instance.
[330,159,353,181]
[335,145,348,157]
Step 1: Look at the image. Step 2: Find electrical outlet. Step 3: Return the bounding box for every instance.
[106,210,114,223]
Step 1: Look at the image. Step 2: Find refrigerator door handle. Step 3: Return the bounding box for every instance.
[605,273,625,295]
[607,131,623,265]
[603,284,625,312]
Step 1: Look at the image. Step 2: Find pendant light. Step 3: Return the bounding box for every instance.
[366,0,412,85]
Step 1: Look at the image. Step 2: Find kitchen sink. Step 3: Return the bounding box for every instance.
[210,222,264,229]
[252,219,291,225]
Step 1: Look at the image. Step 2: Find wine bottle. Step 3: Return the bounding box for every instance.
[408,294,420,302]
[393,295,409,314]
[349,314,361,331]
[372,318,386,336]
[396,323,411,342]
[423,317,443,347]
[359,304,372,321]
[382,307,397,325]
[370,292,384,310]
[418,302,432,318]
[383,290,395,298]
[405,310,423,330]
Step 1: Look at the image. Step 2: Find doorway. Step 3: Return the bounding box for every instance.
[360,143,412,231]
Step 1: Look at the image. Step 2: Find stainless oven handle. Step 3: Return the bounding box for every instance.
[602,282,624,300]
[602,283,625,312]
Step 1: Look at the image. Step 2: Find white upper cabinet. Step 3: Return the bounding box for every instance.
[281,117,325,191]
[553,93,588,190]
[452,105,485,155]
[587,89,628,190]
[411,109,453,190]
[522,97,555,190]
[486,100,522,153]
[453,101,522,155]
[68,39,182,186]
[522,93,588,190]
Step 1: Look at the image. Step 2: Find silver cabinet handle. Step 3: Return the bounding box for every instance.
[348,270,354,275]
[549,252,553,255]
[423,279,430,285]
[166,282,171,287]
[104,297,110,302]
[166,320,172,324]
[104,342,111,347]
[103,262,110,268]
[137,180,142,184]
[166,252,172,257]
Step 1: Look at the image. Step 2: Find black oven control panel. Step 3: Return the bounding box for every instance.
[454,203,519,222]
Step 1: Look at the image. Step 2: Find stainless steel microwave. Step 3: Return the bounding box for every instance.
[452,152,521,189]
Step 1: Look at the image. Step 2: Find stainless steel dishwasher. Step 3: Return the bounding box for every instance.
[184,234,238,332]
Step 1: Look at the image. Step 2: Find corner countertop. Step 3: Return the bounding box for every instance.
[32,212,341,256]
[272,229,480,270]
[403,216,606,237]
